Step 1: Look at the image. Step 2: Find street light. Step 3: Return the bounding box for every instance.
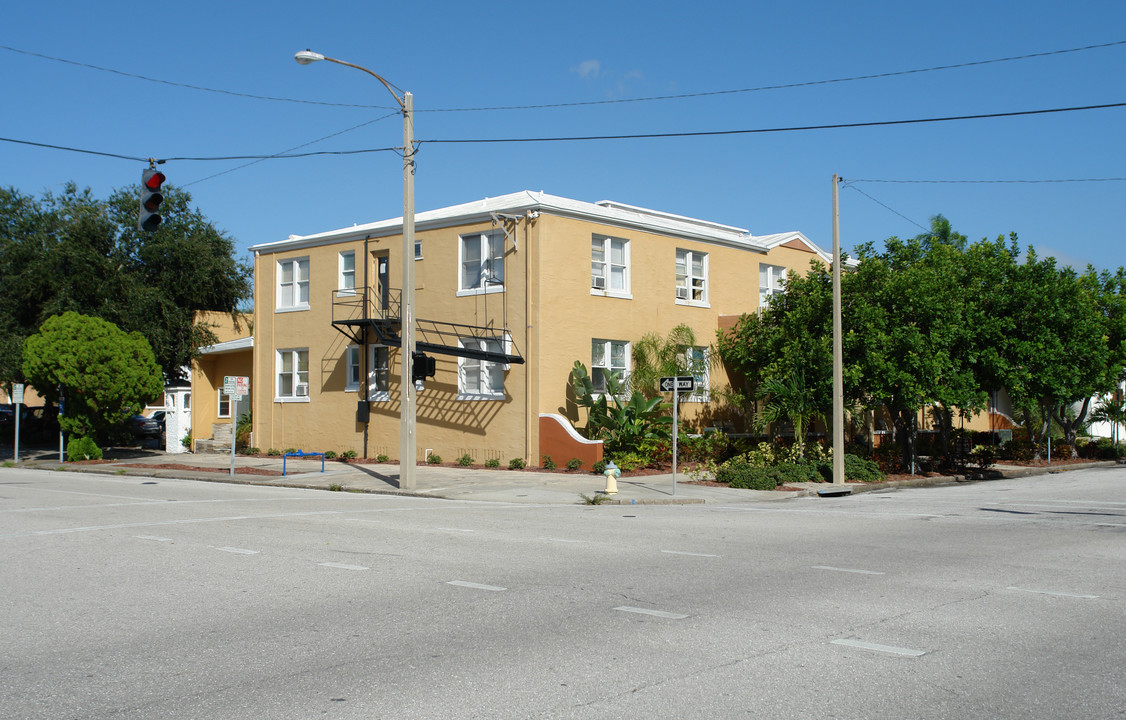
[295,49,418,490]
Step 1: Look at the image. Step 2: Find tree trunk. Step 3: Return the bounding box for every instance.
[1052,397,1090,458]
[893,408,918,473]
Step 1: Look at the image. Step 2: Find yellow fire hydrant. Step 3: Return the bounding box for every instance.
[603,461,620,495]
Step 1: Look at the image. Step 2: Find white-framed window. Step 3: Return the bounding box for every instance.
[276,348,309,401]
[338,251,355,294]
[591,235,630,296]
[218,389,232,418]
[759,264,787,307]
[368,345,390,401]
[676,249,708,305]
[679,346,710,402]
[458,338,506,399]
[414,239,423,260]
[459,231,505,294]
[591,339,629,395]
[277,257,310,310]
[345,345,361,392]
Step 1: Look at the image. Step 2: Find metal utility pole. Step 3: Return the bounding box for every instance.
[399,91,417,490]
[295,50,417,490]
[832,174,845,485]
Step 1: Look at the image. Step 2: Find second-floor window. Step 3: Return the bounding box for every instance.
[460,232,505,293]
[676,249,708,304]
[591,235,629,295]
[277,257,309,310]
[338,251,355,294]
[759,264,787,307]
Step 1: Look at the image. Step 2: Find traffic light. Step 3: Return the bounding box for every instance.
[138,168,166,232]
[411,352,436,384]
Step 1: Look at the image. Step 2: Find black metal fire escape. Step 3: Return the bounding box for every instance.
[330,287,524,365]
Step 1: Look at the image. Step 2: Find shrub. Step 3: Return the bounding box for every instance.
[324,450,338,460]
[508,457,526,470]
[246,447,260,456]
[457,453,473,467]
[541,455,556,470]
[67,436,102,461]
[969,444,996,470]
[267,448,281,456]
[844,453,885,483]
[484,457,500,468]
[341,450,358,460]
[609,452,647,472]
[592,459,607,474]
[427,453,443,464]
[637,438,672,464]
[181,431,192,450]
[566,458,583,471]
[376,453,390,463]
[284,448,298,455]
[716,458,778,491]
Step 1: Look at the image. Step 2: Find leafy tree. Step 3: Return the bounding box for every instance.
[0,183,251,385]
[22,312,165,441]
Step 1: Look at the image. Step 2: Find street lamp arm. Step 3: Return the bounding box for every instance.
[295,50,404,110]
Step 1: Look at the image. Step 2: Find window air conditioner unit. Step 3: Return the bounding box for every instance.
[676,286,689,300]
[295,383,309,397]
[591,275,606,290]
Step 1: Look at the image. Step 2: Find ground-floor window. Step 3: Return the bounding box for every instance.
[277,348,309,401]
[458,338,505,399]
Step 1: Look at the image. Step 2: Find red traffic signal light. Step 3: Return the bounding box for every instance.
[138,168,166,232]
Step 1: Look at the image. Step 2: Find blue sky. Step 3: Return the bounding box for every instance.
[3,0,1124,271]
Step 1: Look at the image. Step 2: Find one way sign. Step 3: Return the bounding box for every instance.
[659,376,696,393]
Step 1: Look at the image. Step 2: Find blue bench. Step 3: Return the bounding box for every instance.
[282,450,325,476]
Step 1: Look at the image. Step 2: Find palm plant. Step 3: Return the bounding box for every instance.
[754,369,822,460]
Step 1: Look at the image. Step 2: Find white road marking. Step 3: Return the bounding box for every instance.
[1006,586,1099,599]
[662,550,719,557]
[215,546,259,555]
[437,528,475,533]
[134,535,173,542]
[813,565,885,575]
[540,537,584,543]
[614,606,689,620]
[831,639,926,657]
[0,510,344,540]
[318,562,369,571]
[447,580,506,592]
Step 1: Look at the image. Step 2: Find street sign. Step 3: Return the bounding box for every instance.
[659,376,696,393]
[12,383,24,404]
[224,376,249,397]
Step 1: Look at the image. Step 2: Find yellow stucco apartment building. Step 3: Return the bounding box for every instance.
[200,191,833,466]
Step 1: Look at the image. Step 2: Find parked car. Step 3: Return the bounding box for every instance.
[150,411,166,433]
[127,414,162,440]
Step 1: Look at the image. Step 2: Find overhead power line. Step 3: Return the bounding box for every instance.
[422,101,1126,145]
[848,177,1126,184]
[2,39,1123,113]
[3,99,1123,165]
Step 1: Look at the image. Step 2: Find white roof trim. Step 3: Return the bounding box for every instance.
[198,336,254,355]
[252,190,830,258]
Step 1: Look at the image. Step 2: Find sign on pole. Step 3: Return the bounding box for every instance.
[12,383,23,462]
[659,376,696,496]
[659,376,695,393]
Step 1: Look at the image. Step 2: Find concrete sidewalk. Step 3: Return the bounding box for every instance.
[11,448,1120,505]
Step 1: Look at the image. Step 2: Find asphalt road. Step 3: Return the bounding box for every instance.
[2,465,1124,718]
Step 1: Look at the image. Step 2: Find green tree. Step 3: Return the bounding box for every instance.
[0,183,251,385]
[22,312,165,441]
[631,324,713,400]
[753,369,822,459]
